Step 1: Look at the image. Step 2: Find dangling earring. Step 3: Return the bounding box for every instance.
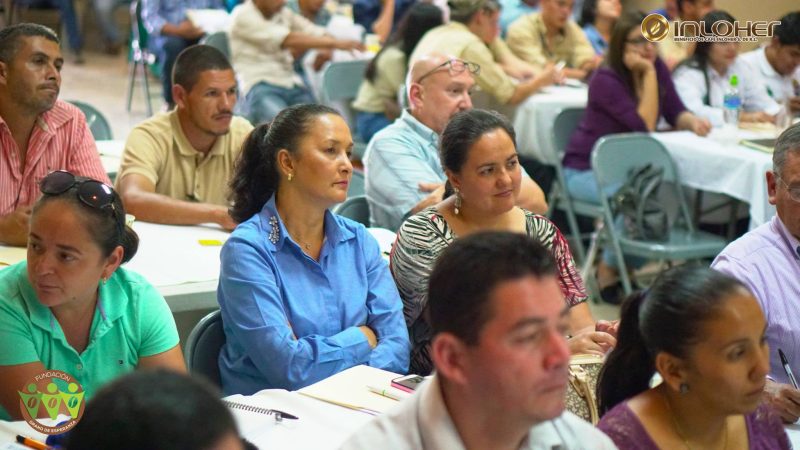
[454,188,462,215]
[287,173,294,181]
[679,383,689,394]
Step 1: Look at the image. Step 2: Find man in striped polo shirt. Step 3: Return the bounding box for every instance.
[0,24,109,246]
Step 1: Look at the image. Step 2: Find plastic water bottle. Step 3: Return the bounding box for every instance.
[723,75,741,126]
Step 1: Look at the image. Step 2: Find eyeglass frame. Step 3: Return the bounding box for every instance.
[777,175,800,202]
[625,37,656,47]
[39,170,124,235]
[414,59,481,84]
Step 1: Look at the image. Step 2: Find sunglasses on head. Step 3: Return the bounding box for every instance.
[39,170,122,229]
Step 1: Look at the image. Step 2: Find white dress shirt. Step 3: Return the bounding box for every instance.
[672,56,782,127]
[739,46,800,104]
[340,376,618,450]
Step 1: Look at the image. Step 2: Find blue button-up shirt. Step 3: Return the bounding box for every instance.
[583,24,607,56]
[218,195,410,395]
[141,0,225,48]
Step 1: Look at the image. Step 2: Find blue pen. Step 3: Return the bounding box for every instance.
[778,348,798,389]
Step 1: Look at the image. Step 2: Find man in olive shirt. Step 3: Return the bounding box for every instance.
[117,45,253,230]
[410,0,559,107]
[506,0,598,80]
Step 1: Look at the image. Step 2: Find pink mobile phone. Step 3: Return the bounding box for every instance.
[391,375,426,393]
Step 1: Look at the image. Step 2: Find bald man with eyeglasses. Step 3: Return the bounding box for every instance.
[363,53,547,231]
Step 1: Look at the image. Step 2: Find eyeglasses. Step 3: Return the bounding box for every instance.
[415,59,481,84]
[778,176,800,202]
[39,170,123,229]
[626,37,654,47]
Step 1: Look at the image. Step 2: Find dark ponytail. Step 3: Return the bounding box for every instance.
[597,290,652,415]
[597,266,751,415]
[228,104,341,223]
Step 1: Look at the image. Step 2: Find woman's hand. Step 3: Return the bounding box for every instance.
[690,116,712,137]
[624,50,654,75]
[567,330,616,356]
[595,320,620,338]
[359,326,378,348]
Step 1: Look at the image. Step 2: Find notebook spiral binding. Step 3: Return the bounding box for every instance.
[223,400,276,416]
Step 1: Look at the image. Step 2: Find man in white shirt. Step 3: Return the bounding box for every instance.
[740,12,800,115]
[229,0,363,125]
[341,232,617,450]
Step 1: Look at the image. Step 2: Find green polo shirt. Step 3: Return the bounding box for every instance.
[0,262,179,420]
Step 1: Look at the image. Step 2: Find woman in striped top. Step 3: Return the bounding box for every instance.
[391,109,617,375]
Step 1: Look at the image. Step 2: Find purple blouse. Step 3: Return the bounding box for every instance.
[598,401,791,450]
[562,58,687,171]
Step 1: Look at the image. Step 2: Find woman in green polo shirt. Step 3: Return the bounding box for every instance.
[0,171,185,420]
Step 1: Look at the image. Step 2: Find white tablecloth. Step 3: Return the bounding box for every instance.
[0,222,396,313]
[512,86,777,228]
[513,85,588,163]
[651,130,775,228]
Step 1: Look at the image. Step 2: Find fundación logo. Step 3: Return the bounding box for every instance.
[18,370,86,434]
[641,13,780,43]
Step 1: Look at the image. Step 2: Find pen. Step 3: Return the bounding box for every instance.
[779,348,798,389]
[16,435,50,450]
[367,384,410,401]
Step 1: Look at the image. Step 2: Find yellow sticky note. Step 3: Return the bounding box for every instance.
[198,239,224,246]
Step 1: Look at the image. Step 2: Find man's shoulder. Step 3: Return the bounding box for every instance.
[716,221,786,264]
[229,116,255,140]
[368,118,427,152]
[528,412,616,449]
[340,395,422,450]
[507,12,539,35]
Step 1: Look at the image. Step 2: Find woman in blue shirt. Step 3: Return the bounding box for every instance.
[219,104,410,395]
[578,0,621,56]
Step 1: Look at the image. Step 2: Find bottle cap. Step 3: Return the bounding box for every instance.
[729,75,739,87]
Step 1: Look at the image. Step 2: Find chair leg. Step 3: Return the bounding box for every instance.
[579,220,603,283]
[564,204,587,265]
[141,62,152,116]
[126,59,138,112]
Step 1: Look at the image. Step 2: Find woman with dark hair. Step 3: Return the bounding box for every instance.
[0,171,184,420]
[578,0,621,56]
[352,3,444,142]
[392,109,617,375]
[219,104,410,395]
[68,370,253,450]
[597,266,790,449]
[673,10,782,127]
[562,11,710,300]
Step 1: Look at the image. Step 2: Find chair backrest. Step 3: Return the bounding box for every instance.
[348,169,365,197]
[201,31,230,59]
[130,0,146,50]
[333,195,370,226]
[184,309,226,388]
[591,133,694,231]
[320,59,370,104]
[68,100,113,140]
[551,107,586,165]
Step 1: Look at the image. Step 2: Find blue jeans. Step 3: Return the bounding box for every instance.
[356,111,391,143]
[563,167,645,269]
[23,0,82,51]
[245,82,314,126]
[155,35,199,105]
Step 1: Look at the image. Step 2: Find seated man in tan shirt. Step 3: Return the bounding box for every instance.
[506,0,599,80]
[116,45,253,230]
[410,0,560,107]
